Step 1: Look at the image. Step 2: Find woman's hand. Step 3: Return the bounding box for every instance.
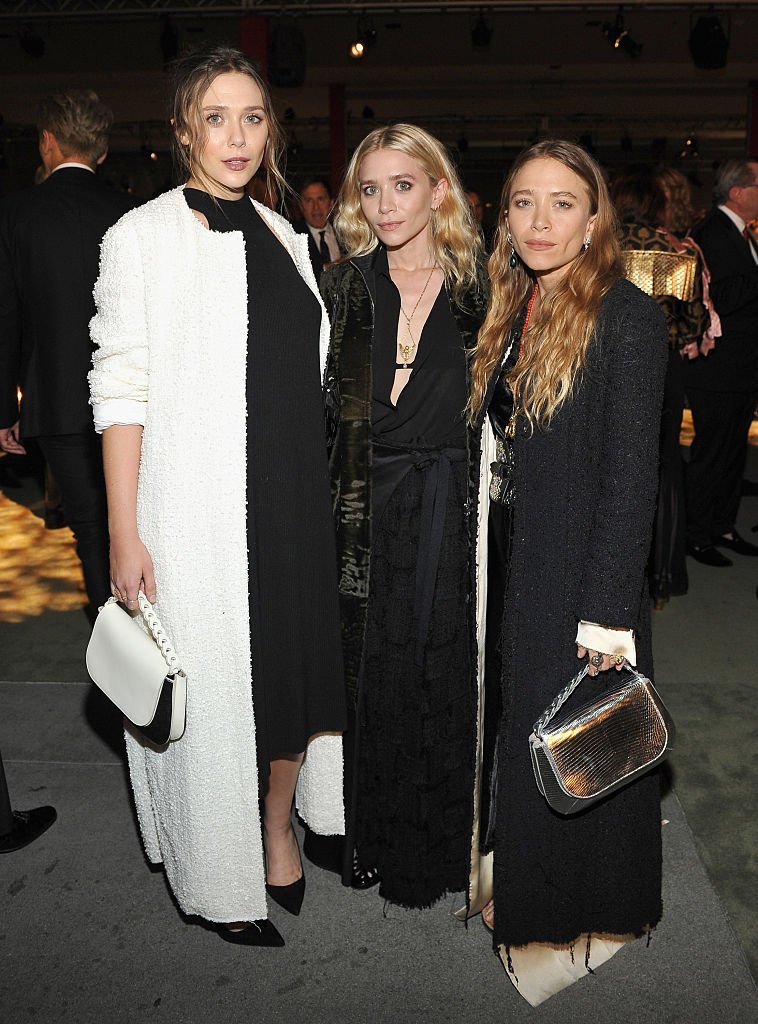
[109,533,156,609]
[576,645,625,677]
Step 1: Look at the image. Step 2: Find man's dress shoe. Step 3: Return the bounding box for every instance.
[0,807,57,853]
[687,544,732,567]
[714,530,758,556]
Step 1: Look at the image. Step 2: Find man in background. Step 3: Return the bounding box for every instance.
[684,157,758,567]
[0,90,138,620]
[292,177,341,282]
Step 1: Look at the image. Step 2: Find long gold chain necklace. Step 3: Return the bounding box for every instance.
[397,264,437,368]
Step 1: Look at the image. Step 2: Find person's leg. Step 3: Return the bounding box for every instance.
[0,746,57,853]
[685,388,729,547]
[263,752,304,886]
[0,748,14,837]
[713,390,758,536]
[36,432,110,620]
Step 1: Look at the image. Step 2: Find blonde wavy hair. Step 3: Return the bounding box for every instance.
[469,140,622,427]
[170,46,288,208]
[333,123,482,301]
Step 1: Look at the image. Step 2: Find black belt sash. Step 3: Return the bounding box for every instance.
[372,439,467,667]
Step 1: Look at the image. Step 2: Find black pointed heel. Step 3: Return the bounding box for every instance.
[217,919,285,947]
[266,873,305,916]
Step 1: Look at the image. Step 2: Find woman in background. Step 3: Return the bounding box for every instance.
[611,165,710,607]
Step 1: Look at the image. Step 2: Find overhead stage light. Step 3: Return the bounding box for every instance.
[679,135,699,160]
[350,15,376,60]
[601,8,642,59]
[471,10,493,49]
[689,12,730,70]
[19,26,45,58]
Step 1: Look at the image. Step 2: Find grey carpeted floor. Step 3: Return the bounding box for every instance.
[1,453,757,1022]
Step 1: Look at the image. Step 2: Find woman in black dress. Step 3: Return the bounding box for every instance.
[610,165,710,608]
[91,47,344,946]
[468,141,668,1002]
[319,124,487,909]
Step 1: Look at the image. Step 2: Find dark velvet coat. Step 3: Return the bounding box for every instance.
[472,277,669,947]
[320,250,488,709]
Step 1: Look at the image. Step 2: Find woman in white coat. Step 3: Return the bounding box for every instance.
[89,47,345,946]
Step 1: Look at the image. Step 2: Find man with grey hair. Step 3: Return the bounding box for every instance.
[685,156,758,566]
[0,90,138,619]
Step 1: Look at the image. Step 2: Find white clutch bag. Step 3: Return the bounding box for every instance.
[86,594,187,745]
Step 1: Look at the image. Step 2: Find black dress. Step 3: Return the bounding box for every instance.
[183,190,346,770]
[355,250,475,909]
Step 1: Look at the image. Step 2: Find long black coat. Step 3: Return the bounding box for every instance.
[473,277,669,946]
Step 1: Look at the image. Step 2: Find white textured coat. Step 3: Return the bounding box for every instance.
[89,188,344,923]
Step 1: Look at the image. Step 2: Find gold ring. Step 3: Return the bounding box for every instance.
[590,653,603,668]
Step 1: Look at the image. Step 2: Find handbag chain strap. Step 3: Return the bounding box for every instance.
[105,595,183,676]
[533,660,645,735]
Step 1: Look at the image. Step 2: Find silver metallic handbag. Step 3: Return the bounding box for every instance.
[529,662,675,815]
[86,594,187,746]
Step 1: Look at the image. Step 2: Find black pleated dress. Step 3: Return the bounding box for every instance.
[183,190,346,773]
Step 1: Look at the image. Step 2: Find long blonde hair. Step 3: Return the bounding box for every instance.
[469,140,622,427]
[334,123,482,300]
[170,46,288,207]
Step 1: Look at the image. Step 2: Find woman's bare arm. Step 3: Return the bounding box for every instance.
[102,424,156,608]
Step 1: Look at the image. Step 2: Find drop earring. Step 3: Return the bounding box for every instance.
[582,235,591,252]
[507,232,517,268]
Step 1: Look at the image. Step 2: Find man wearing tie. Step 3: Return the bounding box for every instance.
[685,158,758,566]
[292,177,341,282]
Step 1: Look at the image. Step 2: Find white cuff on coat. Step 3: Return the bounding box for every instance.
[92,398,146,434]
[576,621,637,666]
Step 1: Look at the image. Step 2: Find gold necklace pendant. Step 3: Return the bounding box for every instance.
[398,340,416,368]
[396,264,438,365]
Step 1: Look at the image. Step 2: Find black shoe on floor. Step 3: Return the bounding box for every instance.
[687,544,733,567]
[715,530,758,556]
[266,874,305,916]
[0,807,57,853]
[302,829,344,875]
[217,920,285,947]
[351,851,381,891]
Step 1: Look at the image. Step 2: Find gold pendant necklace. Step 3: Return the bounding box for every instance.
[397,264,437,368]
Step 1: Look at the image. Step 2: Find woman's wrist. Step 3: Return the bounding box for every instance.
[109,522,140,544]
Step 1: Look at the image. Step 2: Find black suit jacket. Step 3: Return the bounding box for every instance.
[0,167,139,436]
[291,217,336,282]
[686,207,758,392]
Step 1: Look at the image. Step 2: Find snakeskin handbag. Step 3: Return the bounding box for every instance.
[86,594,187,746]
[529,663,675,815]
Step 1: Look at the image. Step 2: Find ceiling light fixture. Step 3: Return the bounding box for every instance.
[471,9,493,49]
[350,14,376,60]
[601,8,642,59]
[689,11,730,70]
